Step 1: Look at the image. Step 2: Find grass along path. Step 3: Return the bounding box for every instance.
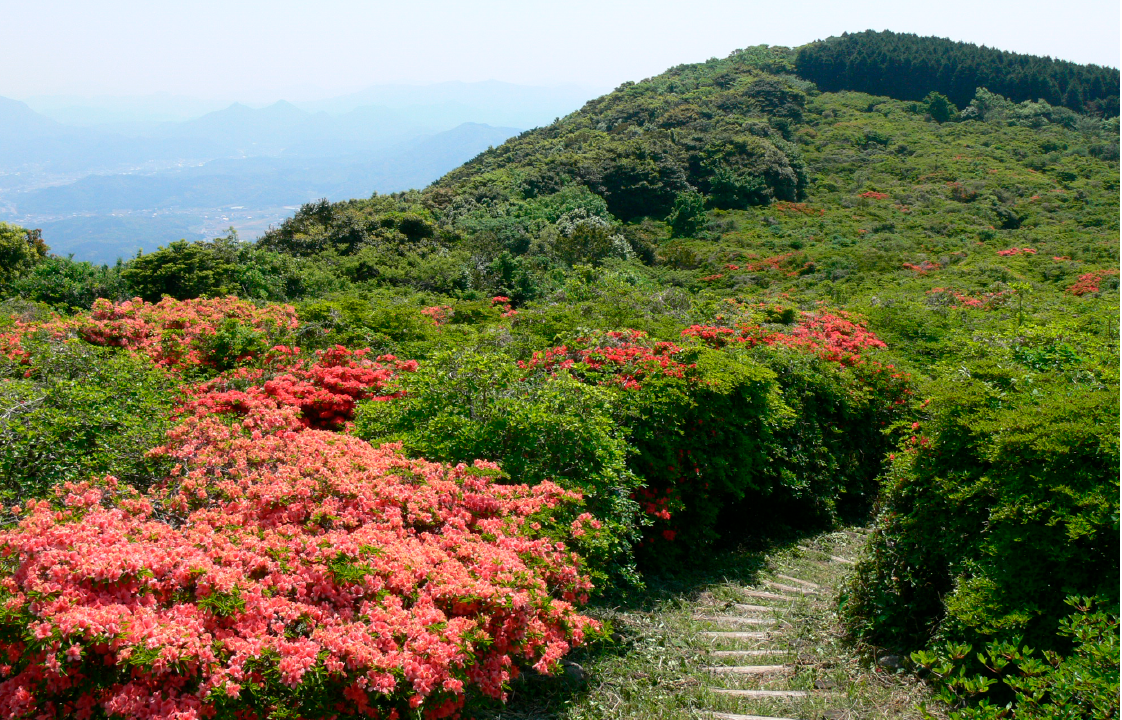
[483,528,945,720]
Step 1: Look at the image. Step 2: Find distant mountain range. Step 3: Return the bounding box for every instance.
[1,82,602,263]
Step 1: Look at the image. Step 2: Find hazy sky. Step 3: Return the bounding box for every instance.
[3,0,1119,102]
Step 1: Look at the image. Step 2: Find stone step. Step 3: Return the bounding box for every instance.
[775,574,822,589]
[710,649,786,658]
[763,580,818,596]
[693,615,775,626]
[732,603,774,613]
[704,664,789,674]
[740,589,797,603]
[829,555,855,565]
[710,714,799,720]
[701,631,769,640]
[711,688,811,698]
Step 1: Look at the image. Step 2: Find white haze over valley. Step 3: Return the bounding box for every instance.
[0,82,603,263]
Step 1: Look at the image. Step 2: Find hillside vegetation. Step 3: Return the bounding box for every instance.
[0,31,1118,720]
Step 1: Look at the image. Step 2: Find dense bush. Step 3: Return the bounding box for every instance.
[0,338,174,502]
[840,349,1119,709]
[0,298,599,718]
[68,296,299,373]
[182,344,417,430]
[912,599,1119,719]
[353,350,642,593]
[257,196,442,257]
[672,310,912,528]
[10,255,128,311]
[357,311,913,585]
[121,238,242,301]
[514,331,781,558]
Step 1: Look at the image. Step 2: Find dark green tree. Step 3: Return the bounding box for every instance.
[121,239,239,301]
[667,190,707,237]
[924,91,958,123]
[0,223,45,291]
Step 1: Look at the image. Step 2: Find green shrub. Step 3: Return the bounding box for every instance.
[841,353,1120,665]
[924,92,958,123]
[752,346,908,520]
[295,296,436,352]
[352,350,643,593]
[912,599,1119,720]
[0,223,45,291]
[615,345,781,557]
[121,238,240,301]
[0,338,175,501]
[667,191,708,237]
[10,255,127,311]
[194,317,275,371]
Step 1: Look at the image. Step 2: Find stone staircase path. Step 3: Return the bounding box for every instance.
[692,529,872,720]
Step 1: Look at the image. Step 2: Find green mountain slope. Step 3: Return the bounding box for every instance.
[240,42,1117,323]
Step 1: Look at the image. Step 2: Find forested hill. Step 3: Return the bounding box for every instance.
[423,51,810,226]
[795,30,1120,117]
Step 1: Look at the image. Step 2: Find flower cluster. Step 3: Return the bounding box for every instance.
[42,297,300,370]
[180,345,418,429]
[751,251,800,273]
[519,331,691,390]
[996,247,1037,256]
[682,310,887,367]
[859,191,890,199]
[902,261,942,275]
[0,406,596,719]
[634,487,676,522]
[773,201,825,215]
[420,305,453,326]
[490,297,516,318]
[1068,270,1118,296]
[0,297,598,718]
[926,287,1011,309]
[0,329,31,366]
[0,297,298,374]
[714,252,805,277]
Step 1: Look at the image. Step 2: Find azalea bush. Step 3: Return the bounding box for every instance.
[0,404,598,720]
[517,330,780,557]
[526,315,912,557]
[359,310,915,576]
[0,297,600,718]
[182,344,417,430]
[678,308,915,521]
[70,296,299,372]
